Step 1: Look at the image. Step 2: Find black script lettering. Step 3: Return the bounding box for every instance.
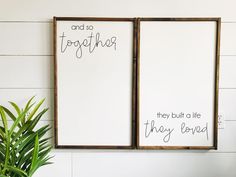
[181,122,209,140]
[60,32,117,59]
[71,24,85,30]
[144,120,174,143]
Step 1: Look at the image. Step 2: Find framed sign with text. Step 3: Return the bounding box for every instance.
[137,18,221,149]
[54,17,136,149]
[54,17,221,150]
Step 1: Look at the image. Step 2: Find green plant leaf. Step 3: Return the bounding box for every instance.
[9,104,33,136]
[0,175,8,177]
[30,134,39,172]
[22,96,36,125]
[1,106,16,122]
[0,127,4,139]
[17,137,51,163]
[0,107,10,175]
[6,165,28,176]
[10,121,31,143]
[0,107,8,134]
[24,96,36,111]
[0,97,52,177]
[27,98,45,121]
[27,108,48,132]
[9,102,21,116]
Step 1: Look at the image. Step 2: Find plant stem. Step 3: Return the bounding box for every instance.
[2,137,10,175]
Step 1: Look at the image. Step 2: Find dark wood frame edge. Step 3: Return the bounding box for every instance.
[54,17,135,22]
[136,17,221,150]
[53,17,58,148]
[139,17,221,21]
[213,18,221,150]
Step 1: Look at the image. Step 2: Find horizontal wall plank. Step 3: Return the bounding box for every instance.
[219,56,236,88]
[219,89,236,121]
[73,152,236,177]
[0,89,53,120]
[0,0,236,21]
[218,122,236,152]
[0,22,52,55]
[0,56,53,88]
[221,23,236,55]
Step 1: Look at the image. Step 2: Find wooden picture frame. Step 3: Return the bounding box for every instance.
[54,17,221,150]
[54,17,137,149]
[136,18,221,150]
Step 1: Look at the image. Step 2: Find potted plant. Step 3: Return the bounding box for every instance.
[0,97,52,177]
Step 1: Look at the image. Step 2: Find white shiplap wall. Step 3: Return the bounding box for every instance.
[0,0,236,176]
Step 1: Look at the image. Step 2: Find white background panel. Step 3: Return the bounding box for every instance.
[0,56,53,88]
[73,152,236,177]
[219,56,236,88]
[221,23,236,55]
[0,0,236,21]
[218,122,236,152]
[0,22,52,55]
[219,89,236,121]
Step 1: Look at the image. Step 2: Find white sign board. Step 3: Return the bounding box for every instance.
[54,17,135,148]
[138,18,220,149]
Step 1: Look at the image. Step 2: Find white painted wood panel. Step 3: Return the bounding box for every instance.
[0,22,52,55]
[0,0,236,21]
[219,56,236,88]
[0,89,53,120]
[0,56,53,88]
[219,89,236,121]
[73,152,236,177]
[221,23,236,55]
[218,122,236,152]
